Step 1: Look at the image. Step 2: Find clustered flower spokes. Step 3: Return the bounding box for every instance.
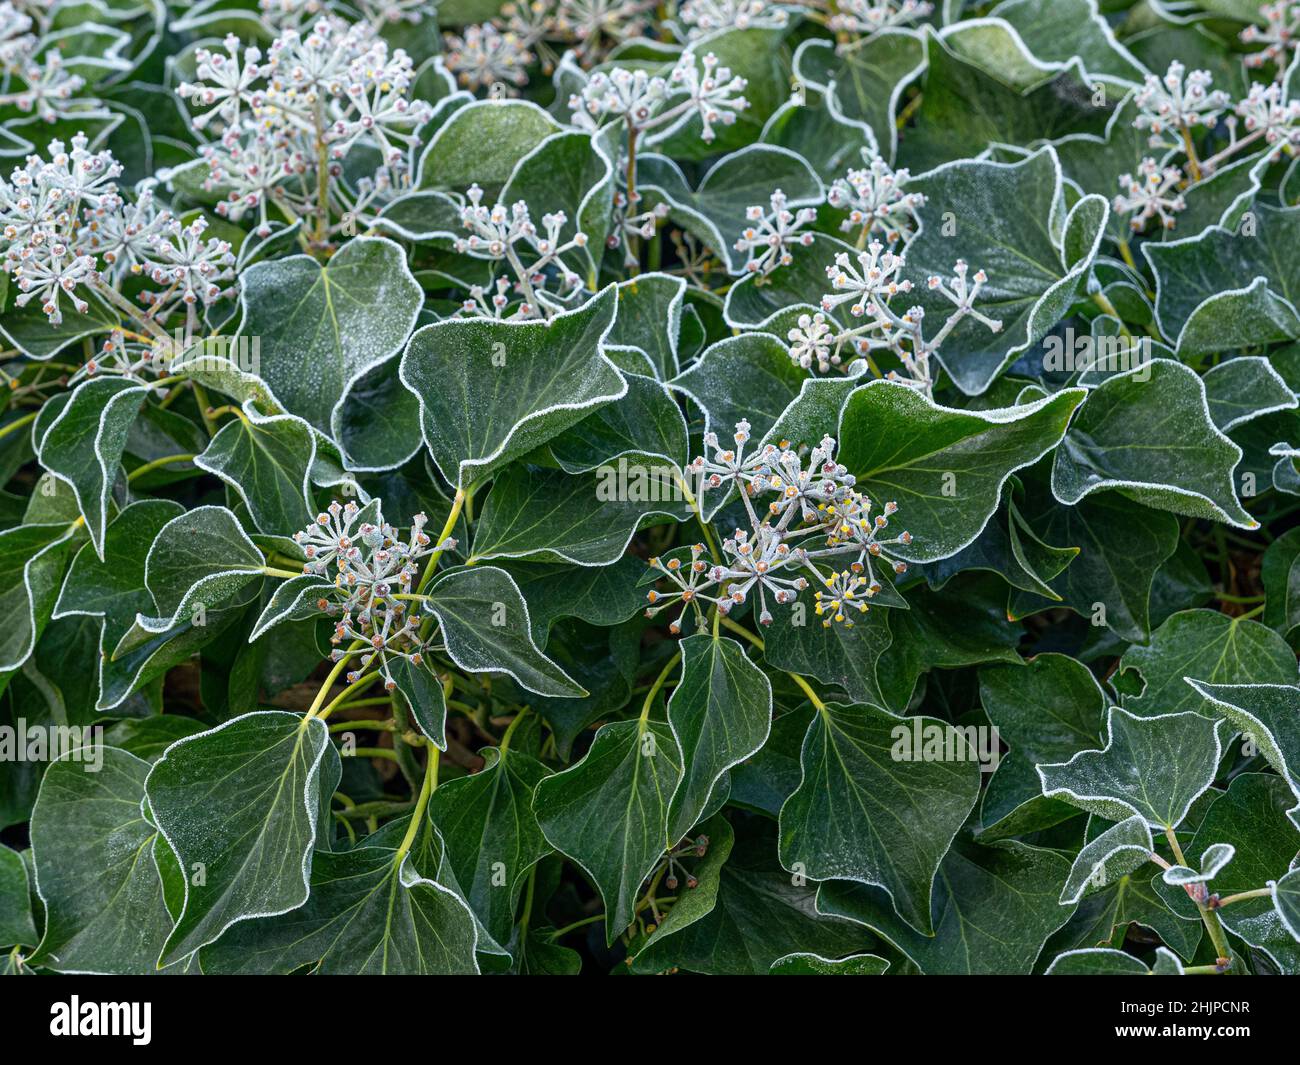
[827,0,933,37]
[734,189,817,276]
[443,23,533,91]
[0,135,235,330]
[569,52,749,144]
[645,422,912,632]
[1241,2,1300,71]
[295,501,453,690]
[0,3,85,123]
[827,153,925,246]
[678,0,787,39]
[178,18,431,242]
[1115,60,1300,232]
[1114,159,1187,233]
[801,244,1000,394]
[455,184,589,319]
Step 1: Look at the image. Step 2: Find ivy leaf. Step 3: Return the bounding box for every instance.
[236,235,423,435]
[471,462,690,566]
[34,377,148,558]
[388,656,448,750]
[671,334,806,445]
[1060,815,1155,905]
[818,837,1074,975]
[399,286,625,489]
[1145,205,1300,357]
[549,372,689,472]
[1117,609,1298,718]
[1263,528,1300,642]
[779,702,983,935]
[132,504,264,635]
[534,719,681,944]
[631,822,874,975]
[603,273,690,380]
[145,710,331,965]
[1052,361,1258,529]
[988,0,1147,84]
[28,746,175,973]
[424,567,586,697]
[0,521,78,682]
[194,411,316,538]
[904,147,1104,395]
[837,380,1085,561]
[666,635,772,841]
[249,573,335,640]
[978,654,1107,838]
[1008,486,1181,642]
[1186,681,1300,827]
[200,845,480,974]
[769,952,891,975]
[0,843,36,949]
[1037,707,1223,830]
[505,556,647,643]
[1046,946,1184,975]
[762,598,893,708]
[638,146,823,275]
[1162,841,1235,887]
[416,99,561,189]
[900,34,1110,175]
[426,743,553,947]
[1273,868,1300,945]
[790,32,926,162]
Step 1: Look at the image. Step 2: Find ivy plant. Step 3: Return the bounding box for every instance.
[2,0,1300,977]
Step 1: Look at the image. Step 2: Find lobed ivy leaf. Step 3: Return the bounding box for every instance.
[145,710,331,965]
[534,719,681,944]
[779,702,983,935]
[1037,707,1223,830]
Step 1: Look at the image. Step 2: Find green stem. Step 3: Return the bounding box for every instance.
[128,455,194,483]
[0,411,37,442]
[639,652,682,726]
[394,747,439,863]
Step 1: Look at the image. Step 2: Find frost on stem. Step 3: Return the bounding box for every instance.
[811,243,1001,394]
[644,421,912,632]
[0,136,234,334]
[176,17,432,242]
[294,500,455,691]
[453,185,589,319]
[734,189,817,277]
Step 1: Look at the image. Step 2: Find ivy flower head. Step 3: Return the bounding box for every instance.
[1114,158,1187,232]
[828,0,933,36]
[176,35,266,132]
[569,67,669,129]
[295,502,451,690]
[1134,61,1230,141]
[821,242,910,317]
[443,23,534,91]
[1235,82,1300,157]
[679,0,788,38]
[734,189,817,276]
[1240,2,1300,70]
[788,312,837,372]
[827,153,925,246]
[667,51,749,143]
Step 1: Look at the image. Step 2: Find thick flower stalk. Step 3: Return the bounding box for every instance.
[644,421,912,631]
